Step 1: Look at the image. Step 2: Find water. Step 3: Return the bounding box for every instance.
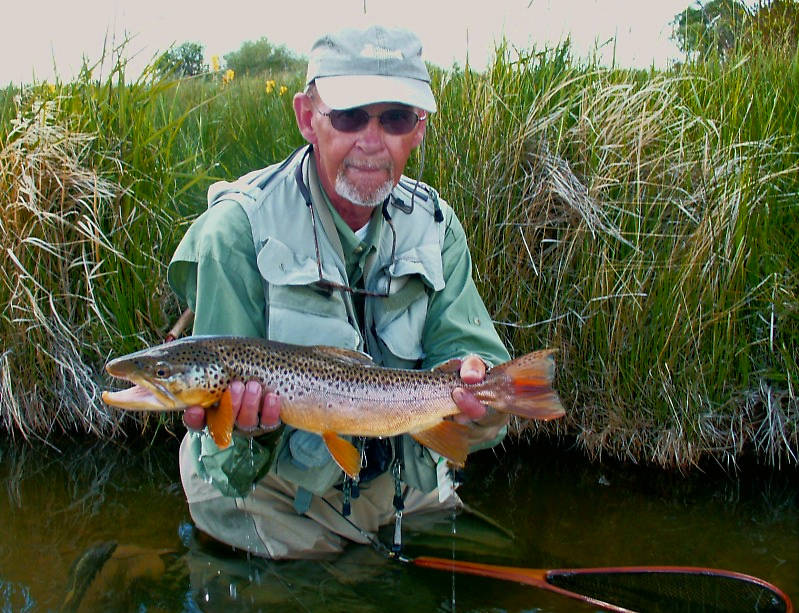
[0,437,796,612]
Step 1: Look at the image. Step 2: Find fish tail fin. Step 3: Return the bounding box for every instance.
[476,350,565,421]
[206,388,235,449]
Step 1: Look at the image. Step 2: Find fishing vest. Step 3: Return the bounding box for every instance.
[205,145,451,496]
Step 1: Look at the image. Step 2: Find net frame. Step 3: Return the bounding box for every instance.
[413,556,794,613]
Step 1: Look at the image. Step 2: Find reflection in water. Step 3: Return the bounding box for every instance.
[0,437,796,612]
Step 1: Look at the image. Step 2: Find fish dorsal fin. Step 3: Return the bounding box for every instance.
[411,421,470,467]
[207,388,235,449]
[432,358,462,374]
[322,431,362,479]
[313,346,375,367]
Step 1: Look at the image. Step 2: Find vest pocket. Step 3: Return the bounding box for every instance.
[372,278,429,362]
[370,244,445,365]
[256,238,360,349]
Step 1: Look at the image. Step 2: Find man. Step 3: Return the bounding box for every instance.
[167,25,511,559]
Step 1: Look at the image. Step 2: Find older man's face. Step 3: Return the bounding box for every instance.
[294,93,426,210]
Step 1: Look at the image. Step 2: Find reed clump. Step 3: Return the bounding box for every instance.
[424,42,798,469]
[0,51,218,441]
[0,96,124,438]
[0,39,795,470]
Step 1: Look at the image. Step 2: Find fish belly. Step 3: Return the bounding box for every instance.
[279,394,457,438]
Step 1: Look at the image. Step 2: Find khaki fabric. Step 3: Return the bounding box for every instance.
[180,435,460,560]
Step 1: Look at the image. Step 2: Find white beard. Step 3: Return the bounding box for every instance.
[335,167,394,208]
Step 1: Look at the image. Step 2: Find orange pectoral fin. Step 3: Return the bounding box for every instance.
[411,421,470,467]
[206,388,234,450]
[322,432,361,479]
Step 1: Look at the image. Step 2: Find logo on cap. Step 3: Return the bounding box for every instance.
[361,43,404,61]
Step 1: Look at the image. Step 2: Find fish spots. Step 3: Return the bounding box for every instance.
[119,336,457,414]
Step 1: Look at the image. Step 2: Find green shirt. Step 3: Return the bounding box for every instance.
[168,198,510,370]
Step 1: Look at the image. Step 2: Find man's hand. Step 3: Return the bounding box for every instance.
[183,380,282,435]
[451,355,489,424]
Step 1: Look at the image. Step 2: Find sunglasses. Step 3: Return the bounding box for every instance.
[311,100,425,136]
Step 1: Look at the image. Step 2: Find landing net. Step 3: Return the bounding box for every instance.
[547,567,791,613]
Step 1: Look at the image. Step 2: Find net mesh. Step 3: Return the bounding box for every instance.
[547,569,789,613]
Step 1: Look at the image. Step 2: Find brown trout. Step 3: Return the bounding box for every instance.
[102,336,564,477]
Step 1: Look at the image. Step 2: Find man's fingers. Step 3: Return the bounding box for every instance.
[228,380,245,416]
[183,381,282,435]
[452,355,488,423]
[236,380,262,430]
[452,387,486,422]
[183,405,206,431]
[459,355,486,384]
[260,392,282,429]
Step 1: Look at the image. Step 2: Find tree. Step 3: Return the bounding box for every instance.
[671,0,751,59]
[156,42,207,78]
[223,37,305,77]
[672,0,799,59]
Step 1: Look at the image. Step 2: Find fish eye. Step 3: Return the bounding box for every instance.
[153,361,171,379]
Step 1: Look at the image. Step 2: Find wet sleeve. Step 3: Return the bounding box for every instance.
[167,200,275,496]
[421,210,513,452]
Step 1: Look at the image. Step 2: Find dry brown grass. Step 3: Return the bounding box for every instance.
[0,96,126,440]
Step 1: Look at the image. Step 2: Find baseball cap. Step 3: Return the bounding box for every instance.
[305,25,437,113]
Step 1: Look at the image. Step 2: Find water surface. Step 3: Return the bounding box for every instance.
[1,437,796,611]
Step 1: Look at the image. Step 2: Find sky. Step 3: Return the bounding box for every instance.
[1,0,696,86]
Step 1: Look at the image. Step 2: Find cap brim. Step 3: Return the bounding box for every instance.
[314,75,437,113]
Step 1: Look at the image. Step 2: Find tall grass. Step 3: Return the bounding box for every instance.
[424,42,798,468]
[0,51,214,441]
[0,40,795,469]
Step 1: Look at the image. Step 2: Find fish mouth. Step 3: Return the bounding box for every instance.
[102,375,184,412]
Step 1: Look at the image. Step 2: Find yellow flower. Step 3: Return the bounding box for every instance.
[46,83,56,94]
[279,85,288,96]
[211,55,220,72]
[222,69,235,85]
[265,79,275,94]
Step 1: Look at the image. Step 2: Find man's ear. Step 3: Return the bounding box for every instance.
[294,93,317,144]
[410,116,427,149]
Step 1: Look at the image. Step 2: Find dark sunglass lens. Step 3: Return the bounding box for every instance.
[329,108,370,132]
[326,107,419,135]
[380,109,418,135]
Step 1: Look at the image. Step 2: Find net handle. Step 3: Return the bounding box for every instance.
[412,556,794,613]
[165,308,194,343]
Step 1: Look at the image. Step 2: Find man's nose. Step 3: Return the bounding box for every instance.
[356,117,385,148]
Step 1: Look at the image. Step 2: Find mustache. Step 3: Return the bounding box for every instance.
[343,158,392,171]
